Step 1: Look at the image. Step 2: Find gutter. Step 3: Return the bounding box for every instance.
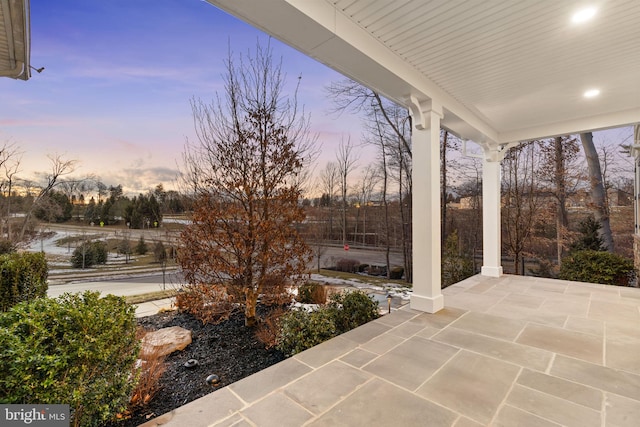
[0,0,30,80]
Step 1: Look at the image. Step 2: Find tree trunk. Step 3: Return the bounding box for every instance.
[381,144,391,279]
[554,137,569,264]
[580,132,614,251]
[441,130,448,248]
[245,289,258,327]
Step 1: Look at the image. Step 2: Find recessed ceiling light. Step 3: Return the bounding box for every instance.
[572,7,597,23]
[584,89,600,98]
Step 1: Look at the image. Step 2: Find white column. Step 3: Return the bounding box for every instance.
[409,98,444,313]
[481,151,503,277]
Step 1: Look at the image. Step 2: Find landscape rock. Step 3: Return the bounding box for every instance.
[141,326,192,358]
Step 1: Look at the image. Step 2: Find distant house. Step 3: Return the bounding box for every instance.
[607,188,632,207]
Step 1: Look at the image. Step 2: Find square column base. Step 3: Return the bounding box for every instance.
[481,265,503,277]
[410,293,444,313]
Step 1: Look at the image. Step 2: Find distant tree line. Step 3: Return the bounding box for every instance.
[24,183,190,229]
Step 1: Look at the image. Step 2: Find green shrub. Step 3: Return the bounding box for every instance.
[559,250,636,286]
[70,240,108,268]
[297,282,327,304]
[277,290,379,356]
[0,252,48,312]
[328,290,379,333]
[135,236,148,255]
[569,216,606,252]
[277,309,337,357]
[93,241,108,264]
[0,291,140,427]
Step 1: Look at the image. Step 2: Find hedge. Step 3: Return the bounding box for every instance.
[559,250,636,286]
[0,251,48,312]
[0,291,140,426]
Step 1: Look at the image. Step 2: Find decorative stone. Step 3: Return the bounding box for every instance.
[141,326,192,359]
[206,374,220,386]
[184,359,199,369]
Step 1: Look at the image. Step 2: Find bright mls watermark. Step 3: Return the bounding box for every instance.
[1,405,69,426]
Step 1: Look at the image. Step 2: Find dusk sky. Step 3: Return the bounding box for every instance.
[0,1,634,196]
[0,0,362,195]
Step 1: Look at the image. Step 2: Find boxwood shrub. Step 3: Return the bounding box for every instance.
[277,290,378,356]
[276,308,337,357]
[328,290,379,333]
[0,251,48,312]
[0,291,140,427]
[559,250,636,286]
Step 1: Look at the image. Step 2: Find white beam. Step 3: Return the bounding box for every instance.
[410,99,444,313]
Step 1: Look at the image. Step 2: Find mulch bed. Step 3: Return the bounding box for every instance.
[108,310,285,426]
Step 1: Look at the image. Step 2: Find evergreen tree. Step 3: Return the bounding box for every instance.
[135,236,148,255]
[569,216,606,253]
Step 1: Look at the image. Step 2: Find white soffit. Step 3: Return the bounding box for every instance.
[0,0,30,80]
[207,0,640,144]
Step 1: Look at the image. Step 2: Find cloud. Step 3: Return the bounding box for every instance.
[99,166,180,195]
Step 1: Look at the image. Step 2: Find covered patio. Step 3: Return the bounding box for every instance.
[139,1,640,425]
[143,274,640,426]
[5,1,640,425]
[202,0,640,314]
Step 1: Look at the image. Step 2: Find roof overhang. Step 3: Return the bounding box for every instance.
[0,0,30,80]
[205,0,640,146]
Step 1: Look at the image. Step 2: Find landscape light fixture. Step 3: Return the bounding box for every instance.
[29,65,45,73]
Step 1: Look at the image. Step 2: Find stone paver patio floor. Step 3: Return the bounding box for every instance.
[141,274,640,426]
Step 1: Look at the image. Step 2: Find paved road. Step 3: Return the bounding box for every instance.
[42,221,405,298]
[47,272,184,298]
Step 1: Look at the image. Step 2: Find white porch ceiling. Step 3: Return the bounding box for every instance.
[0,0,30,80]
[206,0,640,146]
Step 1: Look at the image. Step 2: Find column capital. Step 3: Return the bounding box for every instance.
[406,96,443,130]
[482,141,519,162]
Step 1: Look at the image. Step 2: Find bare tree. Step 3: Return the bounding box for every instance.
[18,154,77,242]
[319,161,339,240]
[596,138,634,202]
[326,78,413,280]
[326,79,411,157]
[353,165,378,245]
[580,132,614,251]
[383,105,412,281]
[502,141,543,274]
[178,41,314,327]
[537,136,582,263]
[368,112,392,278]
[0,142,22,240]
[440,130,462,248]
[455,155,483,271]
[336,137,358,246]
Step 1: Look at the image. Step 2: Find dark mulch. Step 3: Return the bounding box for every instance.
[109,310,285,427]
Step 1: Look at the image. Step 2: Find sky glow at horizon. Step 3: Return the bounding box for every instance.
[0,0,361,195]
[0,1,634,197]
